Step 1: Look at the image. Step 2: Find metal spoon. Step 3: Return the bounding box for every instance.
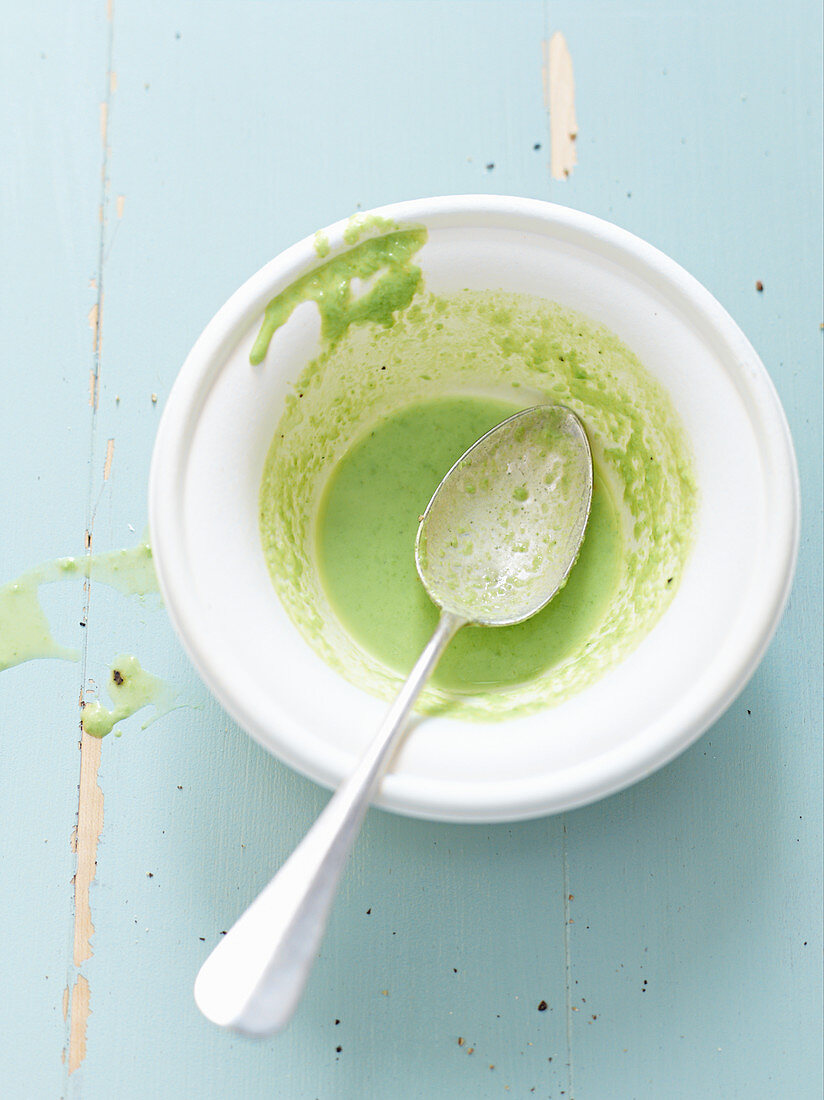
[194,404,592,1036]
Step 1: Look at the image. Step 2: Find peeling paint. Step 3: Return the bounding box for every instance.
[87,294,104,361]
[116,194,125,218]
[99,102,108,146]
[62,985,69,1021]
[103,439,114,481]
[72,732,104,967]
[543,32,578,181]
[110,70,118,94]
[67,974,91,1074]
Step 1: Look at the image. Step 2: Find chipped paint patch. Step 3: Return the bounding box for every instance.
[72,732,104,967]
[99,102,108,146]
[62,984,69,1020]
[67,974,91,1074]
[87,302,98,343]
[103,439,114,481]
[97,293,104,356]
[543,32,578,181]
[87,295,103,359]
[87,293,104,362]
[110,70,118,94]
[116,194,125,218]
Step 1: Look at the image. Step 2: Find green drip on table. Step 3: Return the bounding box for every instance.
[82,654,174,739]
[0,542,157,672]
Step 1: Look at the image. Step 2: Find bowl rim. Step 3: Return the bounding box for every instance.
[148,195,800,822]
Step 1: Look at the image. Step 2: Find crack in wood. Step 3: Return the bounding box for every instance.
[561,819,576,1099]
[65,0,116,1079]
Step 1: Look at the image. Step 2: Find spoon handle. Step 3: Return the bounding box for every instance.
[194,610,463,1036]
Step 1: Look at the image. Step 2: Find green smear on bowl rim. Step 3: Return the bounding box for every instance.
[249,222,427,365]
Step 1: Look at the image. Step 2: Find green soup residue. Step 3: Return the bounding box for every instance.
[256,222,697,719]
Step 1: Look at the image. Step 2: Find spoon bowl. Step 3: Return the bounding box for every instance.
[417,405,592,625]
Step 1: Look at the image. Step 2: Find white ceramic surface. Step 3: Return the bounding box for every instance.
[148,196,799,823]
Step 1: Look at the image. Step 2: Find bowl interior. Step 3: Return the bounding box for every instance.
[152,199,797,821]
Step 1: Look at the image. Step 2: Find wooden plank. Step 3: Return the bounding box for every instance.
[0,3,110,1092]
[549,3,823,1096]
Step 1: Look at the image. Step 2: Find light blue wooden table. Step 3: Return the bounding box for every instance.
[2,3,821,1097]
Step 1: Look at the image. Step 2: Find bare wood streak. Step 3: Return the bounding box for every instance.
[67,974,91,1074]
[116,194,125,218]
[103,438,114,481]
[87,303,98,347]
[73,732,104,967]
[65,0,115,1083]
[87,294,104,367]
[544,33,578,181]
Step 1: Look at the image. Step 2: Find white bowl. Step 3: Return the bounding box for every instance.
[148,196,799,823]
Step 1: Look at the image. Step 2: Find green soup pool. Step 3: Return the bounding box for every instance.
[316,396,622,692]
